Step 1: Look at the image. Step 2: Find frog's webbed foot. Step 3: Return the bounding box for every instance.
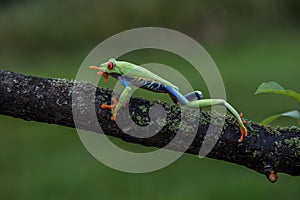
[101,97,118,121]
[238,113,248,142]
[89,66,109,83]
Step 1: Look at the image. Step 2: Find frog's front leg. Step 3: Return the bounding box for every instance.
[101,77,132,121]
[101,97,118,121]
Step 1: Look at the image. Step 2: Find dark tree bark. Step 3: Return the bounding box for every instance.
[0,70,299,182]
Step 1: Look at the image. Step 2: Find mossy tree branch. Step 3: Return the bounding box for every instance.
[0,70,299,182]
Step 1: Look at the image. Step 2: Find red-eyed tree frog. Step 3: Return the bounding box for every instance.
[89,58,247,142]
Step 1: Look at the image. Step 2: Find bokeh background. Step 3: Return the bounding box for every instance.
[0,0,299,199]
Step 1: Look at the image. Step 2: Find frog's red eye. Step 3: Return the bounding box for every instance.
[108,62,114,70]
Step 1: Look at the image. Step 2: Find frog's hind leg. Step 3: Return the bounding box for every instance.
[184,91,203,101]
[165,86,247,142]
[184,91,203,111]
[168,93,179,103]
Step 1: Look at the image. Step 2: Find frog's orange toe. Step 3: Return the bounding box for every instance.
[101,97,118,121]
[101,97,118,110]
[97,71,104,76]
[239,112,244,118]
[89,66,100,70]
[238,112,247,142]
[110,116,116,121]
[238,127,247,142]
[101,104,110,109]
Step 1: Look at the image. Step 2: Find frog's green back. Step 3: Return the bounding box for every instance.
[116,60,179,90]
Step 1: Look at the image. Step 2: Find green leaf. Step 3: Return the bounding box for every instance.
[255,82,300,105]
[260,110,300,125]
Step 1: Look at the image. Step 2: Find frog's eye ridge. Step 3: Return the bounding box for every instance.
[108,62,114,70]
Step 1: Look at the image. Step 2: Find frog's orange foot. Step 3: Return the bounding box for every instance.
[101,97,118,121]
[238,127,247,142]
[101,97,118,110]
[238,112,248,142]
[89,66,109,82]
[89,66,100,70]
[110,116,116,121]
[101,104,115,110]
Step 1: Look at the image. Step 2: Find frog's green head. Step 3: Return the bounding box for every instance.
[98,58,122,74]
[89,58,124,82]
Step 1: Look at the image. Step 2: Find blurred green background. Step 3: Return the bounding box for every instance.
[0,0,299,199]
